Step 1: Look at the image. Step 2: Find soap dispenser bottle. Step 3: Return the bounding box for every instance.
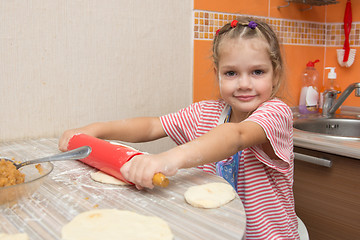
[319,67,341,114]
[299,60,320,114]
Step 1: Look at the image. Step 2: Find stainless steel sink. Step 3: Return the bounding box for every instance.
[293,118,360,138]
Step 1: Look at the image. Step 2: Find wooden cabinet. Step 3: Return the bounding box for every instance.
[293,147,360,240]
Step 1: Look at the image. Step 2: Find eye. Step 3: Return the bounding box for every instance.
[253,69,264,76]
[225,71,236,77]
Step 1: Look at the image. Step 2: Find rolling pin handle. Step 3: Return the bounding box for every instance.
[152,173,169,187]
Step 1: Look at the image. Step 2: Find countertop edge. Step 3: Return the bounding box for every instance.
[293,131,360,160]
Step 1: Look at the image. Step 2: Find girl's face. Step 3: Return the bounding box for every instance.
[216,37,274,122]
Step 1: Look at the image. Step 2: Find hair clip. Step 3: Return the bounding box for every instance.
[248,21,258,29]
[240,21,258,30]
[216,20,258,36]
[233,20,257,30]
[231,20,238,28]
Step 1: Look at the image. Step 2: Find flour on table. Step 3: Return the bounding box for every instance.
[90,171,129,185]
[61,209,173,240]
[184,182,236,209]
[0,233,29,240]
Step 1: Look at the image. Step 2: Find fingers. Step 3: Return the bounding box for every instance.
[121,150,181,190]
[58,129,81,152]
[58,132,71,152]
[131,158,155,189]
[120,155,157,190]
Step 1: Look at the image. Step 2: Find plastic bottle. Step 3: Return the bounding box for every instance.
[299,60,320,114]
[319,67,341,114]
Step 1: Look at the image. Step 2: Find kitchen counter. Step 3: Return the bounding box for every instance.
[0,138,246,240]
[293,130,360,159]
[293,106,360,160]
[292,107,360,238]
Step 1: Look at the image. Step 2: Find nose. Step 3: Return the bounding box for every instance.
[236,75,252,89]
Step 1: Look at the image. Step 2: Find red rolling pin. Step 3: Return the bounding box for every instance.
[67,134,169,187]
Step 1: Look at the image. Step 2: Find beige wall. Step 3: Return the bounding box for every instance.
[0,0,193,153]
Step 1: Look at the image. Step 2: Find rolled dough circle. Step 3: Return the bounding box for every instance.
[61,209,173,240]
[0,233,29,240]
[90,171,129,185]
[184,182,236,209]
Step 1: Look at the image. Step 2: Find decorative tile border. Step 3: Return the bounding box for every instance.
[194,10,360,47]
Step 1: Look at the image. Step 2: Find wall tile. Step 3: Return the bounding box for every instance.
[194,10,360,47]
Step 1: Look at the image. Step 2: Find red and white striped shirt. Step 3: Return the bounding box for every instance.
[160,99,299,240]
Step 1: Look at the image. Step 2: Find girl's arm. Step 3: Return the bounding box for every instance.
[58,117,167,151]
[121,120,269,189]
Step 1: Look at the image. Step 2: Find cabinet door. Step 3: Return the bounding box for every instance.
[294,147,360,240]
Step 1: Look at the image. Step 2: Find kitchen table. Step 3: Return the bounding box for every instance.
[0,138,246,240]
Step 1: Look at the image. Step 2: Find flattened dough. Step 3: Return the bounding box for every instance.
[0,233,29,240]
[184,182,236,209]
[61,209,173,240]
[90,171,129,185]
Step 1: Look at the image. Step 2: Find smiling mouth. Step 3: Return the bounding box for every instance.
[234,95,255,101]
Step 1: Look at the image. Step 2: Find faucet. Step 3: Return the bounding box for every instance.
[322,82,360,117]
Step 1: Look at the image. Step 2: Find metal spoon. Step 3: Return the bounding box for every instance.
[1,146,92,169]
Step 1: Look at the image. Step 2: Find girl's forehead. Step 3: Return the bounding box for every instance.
[219,37,269,52]
[217,38,271,63]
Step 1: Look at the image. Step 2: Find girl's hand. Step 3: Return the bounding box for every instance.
[120,153,179,190]
[58,128,91,152]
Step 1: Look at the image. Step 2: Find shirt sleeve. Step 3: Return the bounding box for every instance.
[244,99,294,173]
[159,100,224,175]
[159,100,224,145]
[159,102,202,145]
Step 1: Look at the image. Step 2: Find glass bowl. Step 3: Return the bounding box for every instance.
[0,162,53,207]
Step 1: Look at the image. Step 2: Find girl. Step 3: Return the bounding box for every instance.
[59,17,299,239]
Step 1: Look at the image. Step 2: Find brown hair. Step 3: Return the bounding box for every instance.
[212,17,285,99]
